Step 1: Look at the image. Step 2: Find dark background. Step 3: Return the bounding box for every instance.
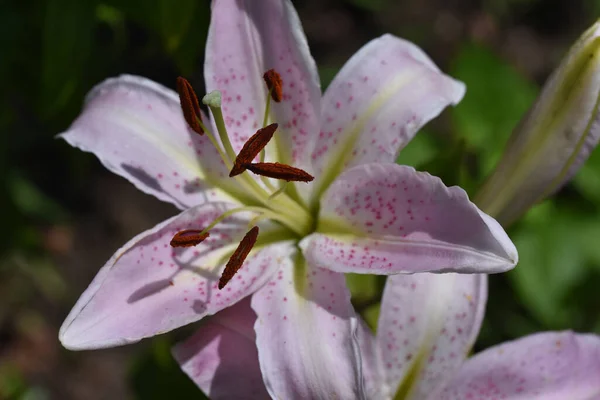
[1,0,600,398]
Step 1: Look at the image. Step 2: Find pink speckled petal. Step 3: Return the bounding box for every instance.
[205,0,320,169]
[59,202,294,350]
[302,164,517,274]
[172,297,269,400]
[251,258,364,399]
[309,34,464,203]
[439,331,600,400]
[378,273,487,399]
[357,319,389,399]
[59,75,235,210]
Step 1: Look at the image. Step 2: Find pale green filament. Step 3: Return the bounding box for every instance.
[199,205,306,237]
[268,182,288,201]
[262,89,272,128]
[247,213,270,229]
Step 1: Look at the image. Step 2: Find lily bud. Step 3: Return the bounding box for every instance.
[476,20,600,226]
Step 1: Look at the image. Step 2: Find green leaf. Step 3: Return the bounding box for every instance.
[319,66,340,91]
[103,0,208,75]
[450,43,538,176]
[157,0,197,53]
[168,1,210,75]
[40,0,97,117]
[416,137,479,193]
[507,201,598,329]
[573,146,600,204]
[395,129,438,169]
[8,173,67,223]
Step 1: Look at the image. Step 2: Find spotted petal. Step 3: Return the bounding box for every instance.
[172,297,269,400]
[439,331,600,400]
[377,273,486,399]
[251,256,364,399]
[302,163,517,274]
[59,202,294,349]
[59,75,237,210]
[308,34,465,205]
[357,319,388,399]
[205,0,320,170]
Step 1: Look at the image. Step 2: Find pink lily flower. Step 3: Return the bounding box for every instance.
[174,275,600,400]
[59,0,517,397]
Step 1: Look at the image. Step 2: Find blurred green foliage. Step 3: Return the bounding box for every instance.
[2,0,600,398]
[450,43,539,177]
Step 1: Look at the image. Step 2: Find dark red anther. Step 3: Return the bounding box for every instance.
[170,229,209,247]
[230,123,279,177]
[263,69,283,102]
[176,77,204,135]
[245,162,314,182]
[219,226,259,289]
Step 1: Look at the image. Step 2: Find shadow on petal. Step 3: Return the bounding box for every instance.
[127,278,175,303]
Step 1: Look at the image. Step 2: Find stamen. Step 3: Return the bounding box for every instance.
[246,162,314,182]
[219,226,259,289]
[176,77,204,135]
[170,230,209,247]
[230,123,279,177]
[263,69,283,102]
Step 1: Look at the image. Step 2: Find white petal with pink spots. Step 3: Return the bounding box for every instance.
[59,202,294,349]
[308,34,465,204]
[302,164,517,275]
[205,0,320,170]
[252,258,364,399]
[59,75,239,209]
[439,331,600,400]
[378,273,486,399]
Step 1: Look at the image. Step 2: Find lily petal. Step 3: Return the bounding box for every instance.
[172,297,269,400]
[59,202,294,349]
[59,75,233,210]
[251,255,364,399]
[205,0,320,168]
[309,34,465,204]
[303,164,517,274]
[379,273,486,399]
[439,331,600,400]
[357,319,389,399]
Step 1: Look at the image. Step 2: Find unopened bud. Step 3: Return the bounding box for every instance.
[476,20,600,226]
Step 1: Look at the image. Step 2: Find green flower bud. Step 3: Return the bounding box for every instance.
[476,20,600,226]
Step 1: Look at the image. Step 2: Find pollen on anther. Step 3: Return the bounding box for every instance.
[263,69,283,102]
[170,229,209,247]
[176,77,204,135]
[219,226,260,289]
[230,123,278,177]
[246,162,314,182]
